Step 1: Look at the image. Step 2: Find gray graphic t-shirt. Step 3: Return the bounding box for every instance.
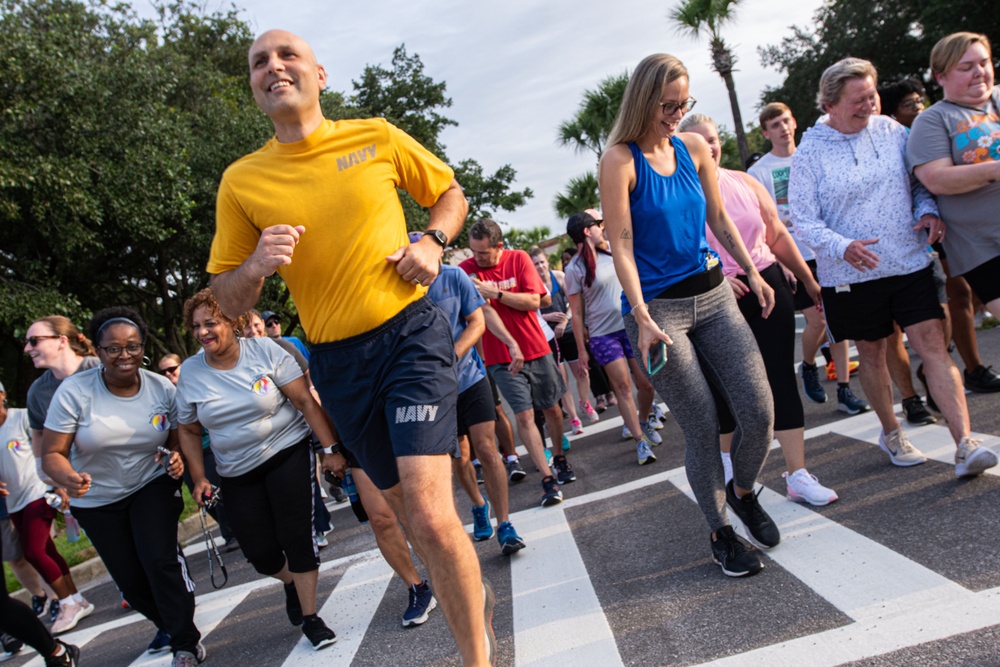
[44,368,174,508]
[176,337,309,478]
[908,87,1000,275]
[748,152,815,261]
[0,409,48,513]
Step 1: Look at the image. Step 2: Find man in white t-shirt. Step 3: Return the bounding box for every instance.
[749,102,868,415]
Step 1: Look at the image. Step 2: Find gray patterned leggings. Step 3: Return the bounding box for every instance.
[625,279,774,532]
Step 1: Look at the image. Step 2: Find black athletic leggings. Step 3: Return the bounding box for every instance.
[715,262,804,433]
[0,539,56,658]
[220,441,319,575]
[72,474,200,655]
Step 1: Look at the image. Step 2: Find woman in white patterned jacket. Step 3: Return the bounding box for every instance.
[789,56,997,479]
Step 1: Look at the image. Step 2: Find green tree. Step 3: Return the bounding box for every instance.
[670,0,751,165]
[758,0,1000,134]
[555,74,628,217]
[350,45,532,240]
[503,226,552,252]
[553,172,600,219]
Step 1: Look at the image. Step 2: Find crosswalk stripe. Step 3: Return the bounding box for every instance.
[281,553,395,666]
[127,587,253,666]
[510,506,624,667]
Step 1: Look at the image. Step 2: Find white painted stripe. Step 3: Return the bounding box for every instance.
[127,588,253,666]
[281,553,394,666]
[510,506,624,667]
[182,535,224,557]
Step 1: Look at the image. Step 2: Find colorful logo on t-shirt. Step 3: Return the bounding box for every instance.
[149,414,168,432]
[955,114,1000,164]
[251,376,271,396]
[6,440,23,453]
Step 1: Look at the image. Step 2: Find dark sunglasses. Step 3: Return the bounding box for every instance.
[160,365,180,375]
[24,335,61,348]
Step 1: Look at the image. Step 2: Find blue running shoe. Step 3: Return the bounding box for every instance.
[402,580,437,627]
[472,499,493,541]
[147,629,171,654]
[497,521,525,555]
[561,434,571,452]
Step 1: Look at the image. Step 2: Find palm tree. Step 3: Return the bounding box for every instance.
[557,73,630,163]
[553,172,600,219]
[554,74,628,217]
[670,0,750,165]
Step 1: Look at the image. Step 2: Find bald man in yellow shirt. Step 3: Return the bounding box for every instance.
[208,29,496,666]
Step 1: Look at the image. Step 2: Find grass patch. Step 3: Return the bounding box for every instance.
[980,316,998,330]
[4,484,201,594]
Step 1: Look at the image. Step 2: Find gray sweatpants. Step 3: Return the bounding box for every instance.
[625,279,774,532]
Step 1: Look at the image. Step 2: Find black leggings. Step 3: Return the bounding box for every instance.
[716,263,804,433]
[72,474,200,655]
[0,539,56,658]
[220,442,319,575]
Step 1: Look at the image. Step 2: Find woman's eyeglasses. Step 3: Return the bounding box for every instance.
[24,335,61,348]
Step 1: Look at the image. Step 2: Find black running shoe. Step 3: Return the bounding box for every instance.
[506,458,527,483]
[1,632,23,659]
[725,480,780,549]
[902,395,936,426]
[301,615,337,651]
[48,598,60,624]
[553,455,576,484]
[31,595,49,617]
[284,582,303,626]
[540,475,563,507]
[710,526,763,577]
[44,641,79,667]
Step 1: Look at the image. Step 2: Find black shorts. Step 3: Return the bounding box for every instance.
[488,373,502,407]
[821,266,944,343]
[792,259,820,311]
[457,376,497,437]
[961,254,1000,304]
[555,332,579,362]
[310,298,460,490]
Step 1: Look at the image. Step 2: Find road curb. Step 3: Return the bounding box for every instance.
[10,512,214,605]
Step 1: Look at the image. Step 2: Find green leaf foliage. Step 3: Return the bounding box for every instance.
[759,0,1000,135]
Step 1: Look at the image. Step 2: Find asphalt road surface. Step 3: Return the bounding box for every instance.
[7,327,1000,667]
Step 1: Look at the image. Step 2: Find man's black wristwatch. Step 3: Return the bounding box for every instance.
[322,443,344,456]
[422,229,448,248]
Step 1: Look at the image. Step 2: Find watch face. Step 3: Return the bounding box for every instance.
[425,229,448,247]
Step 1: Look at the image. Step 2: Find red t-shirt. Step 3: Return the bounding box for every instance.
[459,250,550,365]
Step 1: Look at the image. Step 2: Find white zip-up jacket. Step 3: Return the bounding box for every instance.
[789,115,937,287]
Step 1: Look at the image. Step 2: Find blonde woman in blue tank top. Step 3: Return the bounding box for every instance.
[599,53,778,578]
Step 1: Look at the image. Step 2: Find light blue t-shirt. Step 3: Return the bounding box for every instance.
[45,368,175,509]
[176,337,310,477]
[427,265,486,393]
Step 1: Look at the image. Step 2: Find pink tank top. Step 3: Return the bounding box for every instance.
[706,168,775,276]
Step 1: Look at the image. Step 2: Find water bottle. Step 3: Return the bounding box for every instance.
[44,492,62,509]
[63,511,81,543]
[342,469,368,524]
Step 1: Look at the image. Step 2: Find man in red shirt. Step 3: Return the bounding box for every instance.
[460,219,577,507]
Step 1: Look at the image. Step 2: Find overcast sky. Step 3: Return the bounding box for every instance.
[141,0,826,232]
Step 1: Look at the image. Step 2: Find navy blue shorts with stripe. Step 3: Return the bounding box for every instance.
[310,298,460,490]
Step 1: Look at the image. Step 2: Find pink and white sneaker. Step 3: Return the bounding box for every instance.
[570,418,585,435]
[578,400,599,423]
[784,469,838,506]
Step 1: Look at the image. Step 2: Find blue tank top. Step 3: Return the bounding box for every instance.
[624,137,715,314]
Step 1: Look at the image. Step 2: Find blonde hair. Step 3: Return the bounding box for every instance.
[678,113,716,133]
[817,58,878,111]
[931,32,992,77]
[606,54,689,147]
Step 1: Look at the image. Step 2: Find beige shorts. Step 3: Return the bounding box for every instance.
[0,517,24,561]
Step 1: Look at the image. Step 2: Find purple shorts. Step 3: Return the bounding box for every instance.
[589,329,634,367]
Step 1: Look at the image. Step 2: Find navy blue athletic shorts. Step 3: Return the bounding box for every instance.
[310,298,460,490]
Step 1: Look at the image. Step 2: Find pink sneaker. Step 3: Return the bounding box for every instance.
[578,400,599,423]
[51,598,94,634]
[570,418,584,435]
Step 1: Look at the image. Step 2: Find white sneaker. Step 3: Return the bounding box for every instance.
[637,438,657,466]
[878,428,927,467]
[653,403,667,425]
[721,453,733,486]
[51,598,94,634]
[578,400,600,424]
[955,437,998,478]
[784,469,839,506]
[621,425,632,440]
[648,413,664,430]
[640,418,663,445]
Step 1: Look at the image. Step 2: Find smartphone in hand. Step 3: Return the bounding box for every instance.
[647,340,667,376]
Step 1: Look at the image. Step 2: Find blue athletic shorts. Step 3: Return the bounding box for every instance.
[310,298,460,490]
